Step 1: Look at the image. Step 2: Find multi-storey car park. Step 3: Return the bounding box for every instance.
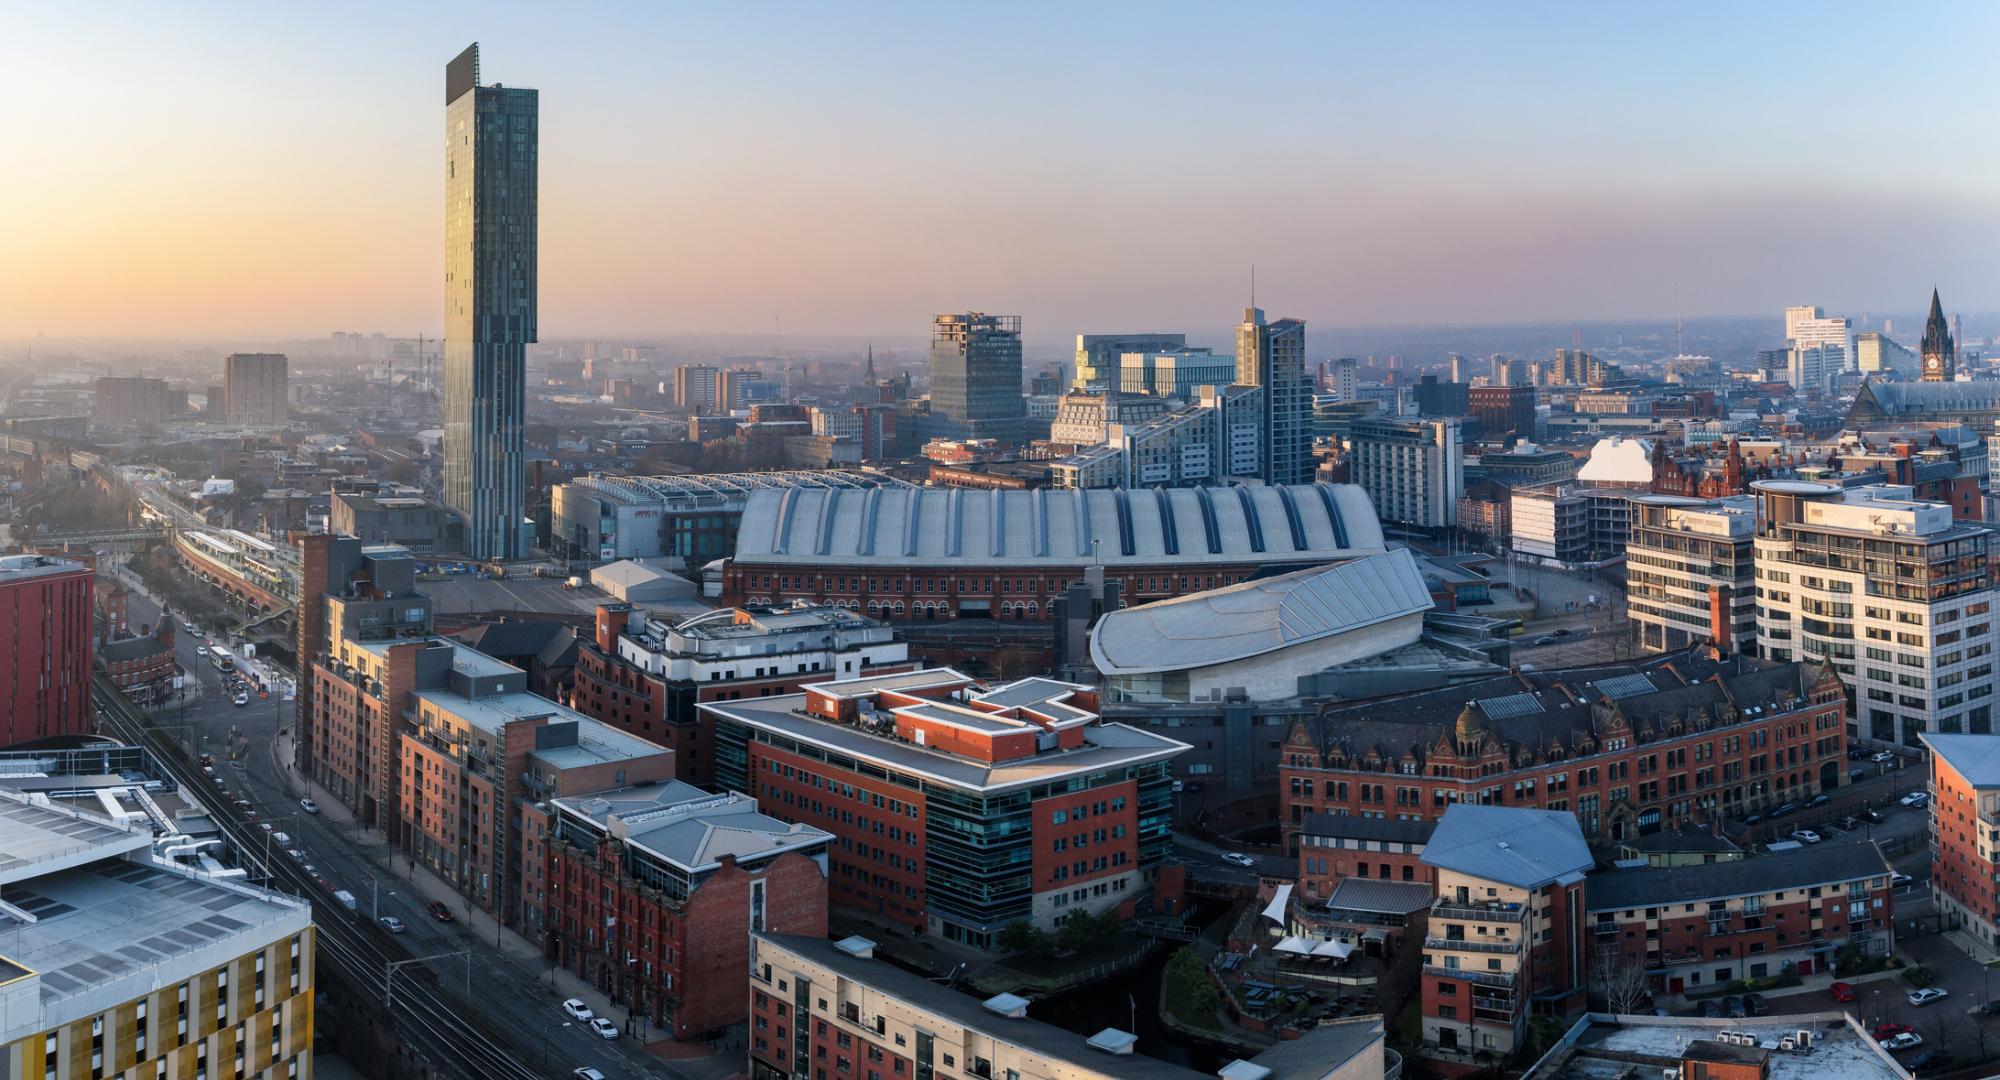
[702,670,1188,947]
[550,469,912,569]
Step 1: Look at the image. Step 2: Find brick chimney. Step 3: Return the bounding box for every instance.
[596,603,632,653]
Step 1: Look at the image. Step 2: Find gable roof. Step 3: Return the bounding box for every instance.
[1922,732,2000,788]
[1420,804,1592,889]
[1587,842,1892,912]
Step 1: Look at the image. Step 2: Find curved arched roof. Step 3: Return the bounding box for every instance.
[730,483,1384,567]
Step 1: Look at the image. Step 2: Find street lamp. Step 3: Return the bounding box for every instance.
[540,1020,572,1071]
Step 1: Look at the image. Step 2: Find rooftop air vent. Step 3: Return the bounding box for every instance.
[981,993,1030,1019]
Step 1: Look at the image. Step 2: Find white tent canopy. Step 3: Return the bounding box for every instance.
[1260,883,1293,925]
[1272,936,1314,955]
[1310,939,1355,959]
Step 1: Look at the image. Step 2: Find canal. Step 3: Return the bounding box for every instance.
[1027,902,1236,1072]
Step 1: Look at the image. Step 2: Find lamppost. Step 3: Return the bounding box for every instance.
[540,1020,572,1070]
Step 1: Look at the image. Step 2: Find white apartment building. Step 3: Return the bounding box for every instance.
[615,604,908,684]
[1785,305,1852,354]
[1046,391,1168,447]
[1048,385,1264,489]
[1625,495,1757,654]
[809,406,862,440]
[1348,416,1462,530]
[1752,479,2000,747]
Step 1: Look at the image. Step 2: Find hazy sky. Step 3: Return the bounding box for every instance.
[3,2,1995,341]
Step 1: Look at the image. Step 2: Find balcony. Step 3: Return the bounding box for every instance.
[1425,936,1522,955]
[1424,966,1517,989]
[1432,900,1528,923]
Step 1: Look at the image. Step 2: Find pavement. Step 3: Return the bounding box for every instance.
[117,565,748,1080]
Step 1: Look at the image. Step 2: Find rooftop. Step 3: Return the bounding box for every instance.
[0,554,89,584]
[1324,877,1434,916]
[1420,805,1592,890]
[731,483,1385,567]
[1587,843,1892,912]
[1920,732,2000,787]
[1088,548,1432,677]
[1525,1014,1907,1080]
[552,780,830,871]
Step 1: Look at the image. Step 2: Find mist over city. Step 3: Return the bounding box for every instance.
[0,6,1994,1080]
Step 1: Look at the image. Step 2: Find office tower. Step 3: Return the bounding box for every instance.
[443,43,537,560]
[1468,385,1537,444]
[1496,357,1530,387]
[1785,304,1852,353]
[1235,307,1312,485]
[1923,288,1956,382]
[1116,346,1234,398]
[0,555,93,746]
[1753,479,1999,747]
[1073,332,1184,391]
[1785,342,1846,392]
[930,312,1025,443]
[223,352,288,424]
[1855,331,1920,377]
[0,788,315,1080]
[673,364,720,411]
[1414,374,1468,418]
[717,368,764,411]
[1448,353,1465,384]
[1625,495,1756,654]
[1348,416,1463,530]
[1332,357,1359,402]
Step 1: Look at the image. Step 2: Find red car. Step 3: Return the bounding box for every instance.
[426,900,454,923]
[1830,981,1856,1003]
[1873,1022,1914,1041]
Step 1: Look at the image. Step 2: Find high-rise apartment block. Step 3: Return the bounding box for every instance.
[1331,357,1359,402]
[930,313,1025,444]
[443,43,537,559]
[674,364,720,411]
[1856,331,1920,377]
[223,353,288,425]
[1785,304,1852,356]
[1786,343,1845,393]
[1923,733,2000,950]
[1049,385,1264,489]
[1752,480,1999,746]
[0,555,93,748]
[1348,416,1463,530]
[704,670,1187,945]
[1072,332,1184,391]
[1116,346,1234,398]
[0,790,315,1080]
[1626,495,1756,654]
[1236,307,1314,485]
[92,376,178,427]
[719,368,765,411]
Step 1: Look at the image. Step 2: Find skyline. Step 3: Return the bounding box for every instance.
[4,3,1998,340]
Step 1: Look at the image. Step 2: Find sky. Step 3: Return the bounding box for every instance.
[2,2,1996,342]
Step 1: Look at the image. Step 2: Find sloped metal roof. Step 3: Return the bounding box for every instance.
[1419,805,1593,889]
[1087,548,1430,676]
[1922,732,2000,787]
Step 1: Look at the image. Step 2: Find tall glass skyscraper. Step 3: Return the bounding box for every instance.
[444,43,536,559]
[1234,307,1312,485]
[928,313,1025,443]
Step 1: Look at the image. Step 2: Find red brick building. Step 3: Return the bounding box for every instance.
[1922,733,2000,948]
[703,670,1187,947]
[101,620,176,703]
[1586,842,1895,995]
[0,554,94,747]
[540,780,832,1038]
[571,603,910,787]
[1279,647,1848,848]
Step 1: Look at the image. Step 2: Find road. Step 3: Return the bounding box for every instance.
[114,576,699,1079]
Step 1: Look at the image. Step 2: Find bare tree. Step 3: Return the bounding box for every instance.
[1590,947,1651,1015]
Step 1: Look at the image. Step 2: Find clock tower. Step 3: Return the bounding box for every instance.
[1921,287,1955,382]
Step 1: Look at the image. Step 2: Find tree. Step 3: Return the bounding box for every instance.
[1589,947,1652,1016]
[997,921,1052,959]
[1164,947,1220,1025]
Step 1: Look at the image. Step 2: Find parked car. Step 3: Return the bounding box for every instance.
[1881,1032,1923,1051]
[573,1070,608,1080]
[1873,751,1897,764]
[1696,999,1722,1018]
[1909,987,1949,1007]
[1220,852,1257,867]
[1723,995,1746,1018]
[1981,999,2000,1016]
[1743,992,1770,1016]
[562,998,594,1022]
[1829,981,1856,1003]
[1769,802,1798,819]
[1848,747,1866,760]
[379,916,406,934]
[588,1017,620,1040]
[1742,813,1763,825]
[1807,793,1830,808]
[1552,628,1572,637]
[1905,1050,1951,1071]
[1533,635,1559,645]
[1892,872,1914,887]
[1849,768,1868,782]
[1901,792,1931,808]
[1862,808,1886,823]
[1790,829,1822,844]
[285,848,305,861]
[299,798,319,814]
[427,900,454,923]
[1873,1022,1914,1040]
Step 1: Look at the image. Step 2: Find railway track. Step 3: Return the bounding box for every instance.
[94,676,540,1080]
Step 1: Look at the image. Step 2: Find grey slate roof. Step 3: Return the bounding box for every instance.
[1087,548,1432,676]
[1921,733,2000,788]
[552,781,832,871]
[1420,805,1592,889]
[1326,877,1434,915]
[1300,813,1436,847]
[1587,842,1893,912]
[731,483,1385,567]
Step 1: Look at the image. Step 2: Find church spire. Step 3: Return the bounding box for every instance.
[865,342,877,385]
[1922,287,1955,382]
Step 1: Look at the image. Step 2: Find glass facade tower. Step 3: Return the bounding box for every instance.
[1234,307,1313,485]
[444,43,536,559]
[928,313,1025,443]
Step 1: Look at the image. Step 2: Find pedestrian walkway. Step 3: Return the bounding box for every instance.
[1945,929,2000,965]
[273,733,745,1080]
